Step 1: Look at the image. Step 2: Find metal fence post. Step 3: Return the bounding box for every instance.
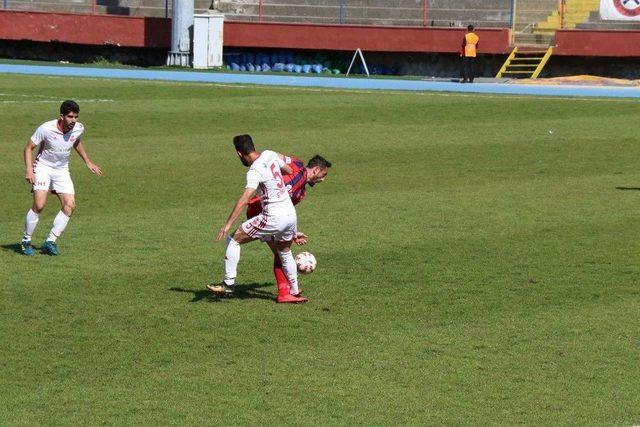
[339,0,345,24]
[422,0,428,27]
[259,0,263,22]
[165,0,169,19]
[560,0,566,29]
[510,0,517,45]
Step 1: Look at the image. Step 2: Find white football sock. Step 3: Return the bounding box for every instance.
[223,237,241,286]
[23,209,40,241]
[46,211,70,242]
[278,249,299,295]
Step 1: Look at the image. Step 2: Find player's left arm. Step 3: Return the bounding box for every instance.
[281,163,293,175]
[74,140,103,176]
[216,187,256,241]
[276,154,293,175]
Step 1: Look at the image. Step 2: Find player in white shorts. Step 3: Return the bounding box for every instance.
[208,134,305,302]
[20,100,103,256]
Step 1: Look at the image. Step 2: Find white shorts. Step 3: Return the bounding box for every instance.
[241,211,297,242]
[32,162,75,195]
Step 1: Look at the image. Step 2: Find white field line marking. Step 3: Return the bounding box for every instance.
[32,75,640,103]
[0,93,114,103]
[0,100,114,104]
[0,92,60,99]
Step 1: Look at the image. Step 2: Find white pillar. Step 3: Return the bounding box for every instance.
[167,0,194,67]
[193,11,225,69]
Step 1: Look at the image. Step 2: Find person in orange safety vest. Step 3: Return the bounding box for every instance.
[460,25,479,83]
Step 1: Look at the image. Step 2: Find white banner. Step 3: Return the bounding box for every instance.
[600,0,640,20]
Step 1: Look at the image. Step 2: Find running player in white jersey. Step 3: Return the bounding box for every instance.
[20,100,103,256]
[207,134,305,303]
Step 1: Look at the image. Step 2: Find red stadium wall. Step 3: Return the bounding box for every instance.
[0,10,170,48]
[554,29,640,57]
[224,22,510,54]
[0,10,639,57]
[0,10,508,53]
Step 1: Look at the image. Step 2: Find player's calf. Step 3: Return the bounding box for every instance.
[277,246,300,296]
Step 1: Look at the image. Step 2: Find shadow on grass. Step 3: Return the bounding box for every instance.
[1,243,28,254]
[169,282,274,303]
[616,187,640,191]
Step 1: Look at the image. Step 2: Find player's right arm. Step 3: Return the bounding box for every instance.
[216,187,256,241]
[23,140,37,184]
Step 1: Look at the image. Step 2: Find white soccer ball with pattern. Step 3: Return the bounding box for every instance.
[295,252,317,274]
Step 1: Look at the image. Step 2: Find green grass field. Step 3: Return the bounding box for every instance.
[1,74,639,425]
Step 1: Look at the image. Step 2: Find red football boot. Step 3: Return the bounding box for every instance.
[276,293,308,304]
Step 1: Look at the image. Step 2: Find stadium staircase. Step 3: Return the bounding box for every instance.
[535,0,600,32]
[497,0,598,79]
[496,46,553,78]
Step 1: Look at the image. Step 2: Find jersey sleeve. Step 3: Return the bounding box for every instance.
[76,123,85,142]
[246,169,261,189]
[276,154,286,169]
[30,125,47,146]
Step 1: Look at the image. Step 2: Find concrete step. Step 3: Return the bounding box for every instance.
[514,33,554,46]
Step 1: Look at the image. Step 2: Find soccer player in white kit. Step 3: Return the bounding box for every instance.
[207,135,305,302]
[20,100,103,256]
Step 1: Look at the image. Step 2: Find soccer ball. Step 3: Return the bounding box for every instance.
[295,251,317,274]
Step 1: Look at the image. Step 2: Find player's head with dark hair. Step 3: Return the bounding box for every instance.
[306,155,332,186]
[60,100,80,116]
[233,134,257,166]
[467,24,474,31]
[59,100,80,132]
[307,155,332,170]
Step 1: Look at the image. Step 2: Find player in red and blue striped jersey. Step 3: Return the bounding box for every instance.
[247,154,331,303]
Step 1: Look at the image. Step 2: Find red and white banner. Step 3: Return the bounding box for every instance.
[600,0,640,20]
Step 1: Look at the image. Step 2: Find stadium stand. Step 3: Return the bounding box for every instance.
[577,12,640,29]
[0,0,512,27]
[4,0,638,33]
[219,0,512,27]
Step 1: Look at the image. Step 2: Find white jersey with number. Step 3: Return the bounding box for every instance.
[245,150,294,215]
[30,119,84,169]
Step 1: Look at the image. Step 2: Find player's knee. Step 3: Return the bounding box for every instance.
[232,228,253,244]
[32,203,45,213]
[275,239,292,252]
[277,247,292,259]
[63,200,76,215]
